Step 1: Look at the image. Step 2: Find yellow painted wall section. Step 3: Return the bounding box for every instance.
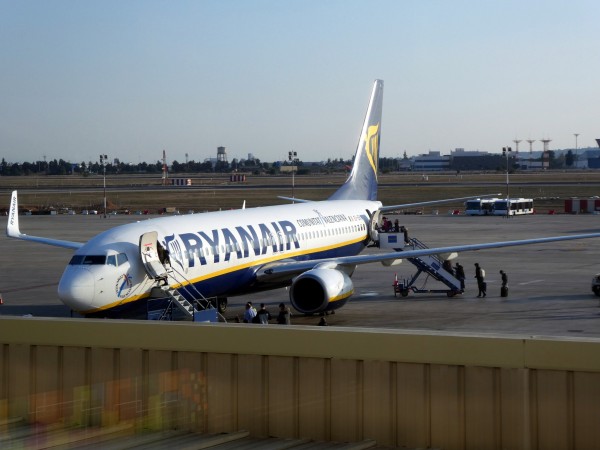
[2,317,600,449]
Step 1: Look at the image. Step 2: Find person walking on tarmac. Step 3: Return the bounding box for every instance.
[455,262,466,291]
[500,270,508,297]
[474,263,486,297]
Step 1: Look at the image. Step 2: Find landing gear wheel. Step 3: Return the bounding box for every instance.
[401,289,409,297]
[593,286,600,297]
[447,291,457,298]
[212,297,227,314]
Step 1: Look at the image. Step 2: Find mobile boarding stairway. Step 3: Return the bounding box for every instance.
[378,232,463,298]
[146,275,222,322]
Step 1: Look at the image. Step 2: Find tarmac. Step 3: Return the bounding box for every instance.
[2,212,600,337]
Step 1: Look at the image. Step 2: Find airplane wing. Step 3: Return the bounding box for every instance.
[379,193,500,213]
[256,231,600,281]
[6,191,84,250]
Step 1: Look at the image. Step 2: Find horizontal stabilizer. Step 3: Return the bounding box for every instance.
[277,196,312,203]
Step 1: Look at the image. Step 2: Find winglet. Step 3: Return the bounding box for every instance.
[7,190,21,238]
[5,190,84,249]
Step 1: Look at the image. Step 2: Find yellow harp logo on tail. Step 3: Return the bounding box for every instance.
[365,123,380,178]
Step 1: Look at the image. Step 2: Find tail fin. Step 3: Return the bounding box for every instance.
[329,79,383,201]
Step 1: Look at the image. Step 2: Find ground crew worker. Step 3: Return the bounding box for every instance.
[475,263,486,297]
[455,262,465,291]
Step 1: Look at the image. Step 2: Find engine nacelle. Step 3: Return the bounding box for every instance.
[289,268,354,314]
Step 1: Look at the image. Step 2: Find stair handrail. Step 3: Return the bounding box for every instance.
[163,265,227,322]
[166,265,214,310]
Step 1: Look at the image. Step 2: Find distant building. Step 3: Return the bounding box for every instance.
[449,149,502,171]
[516,151,551,170]
[412,151,450,171]
[204,157,217,168]
[582,149,600,169]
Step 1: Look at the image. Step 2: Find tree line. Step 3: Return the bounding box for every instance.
[1,154,461,176]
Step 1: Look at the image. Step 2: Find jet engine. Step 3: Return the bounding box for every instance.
[289,268,354,314]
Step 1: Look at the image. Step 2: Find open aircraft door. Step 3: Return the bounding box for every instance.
[368,209,382,242]
[139,231,168,280]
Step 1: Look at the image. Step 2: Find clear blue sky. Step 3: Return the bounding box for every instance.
[1,0,599,165]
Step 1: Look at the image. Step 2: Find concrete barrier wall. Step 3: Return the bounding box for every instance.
[1,317,600,449]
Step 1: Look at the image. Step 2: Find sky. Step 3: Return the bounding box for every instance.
[1,0,600,165]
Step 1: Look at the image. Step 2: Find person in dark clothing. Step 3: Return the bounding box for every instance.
[276,302,291,325]
[256,303,272,324]
[474,262,486,297]
[500,270,508,288]
[499,269,508,297]
[455,262,465,291]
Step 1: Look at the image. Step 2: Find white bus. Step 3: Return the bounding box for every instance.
[492,198,534,216]
[464,198,498,216]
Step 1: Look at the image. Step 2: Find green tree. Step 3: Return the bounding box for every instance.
[565,150,574,167]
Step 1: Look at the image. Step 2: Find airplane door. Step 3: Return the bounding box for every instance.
[139,231,168,279]
[368,209,382,242]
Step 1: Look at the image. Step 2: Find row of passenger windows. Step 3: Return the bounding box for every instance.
[193,223,367,257]
[69,253,129,266]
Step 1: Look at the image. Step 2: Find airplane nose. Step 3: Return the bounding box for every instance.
[58,267,95,311]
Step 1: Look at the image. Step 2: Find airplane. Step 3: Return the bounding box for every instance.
[6,79,600,319]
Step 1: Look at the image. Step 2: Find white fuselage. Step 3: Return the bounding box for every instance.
[58,199,382,315]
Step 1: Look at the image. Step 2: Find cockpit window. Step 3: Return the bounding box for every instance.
[83,255,106,265]
[116,253,128,266]
[69,253,128,266]
[69,255,85,265]
[107,253,130,267]
[69,255,106,265]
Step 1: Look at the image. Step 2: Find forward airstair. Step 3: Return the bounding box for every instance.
[147,283,219,322]
[379,232,463,297]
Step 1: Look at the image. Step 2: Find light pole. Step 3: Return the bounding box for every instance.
[502,147,512,218]
[574,133,580,168]
[100,154,107,218]
[288,150,298,202]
